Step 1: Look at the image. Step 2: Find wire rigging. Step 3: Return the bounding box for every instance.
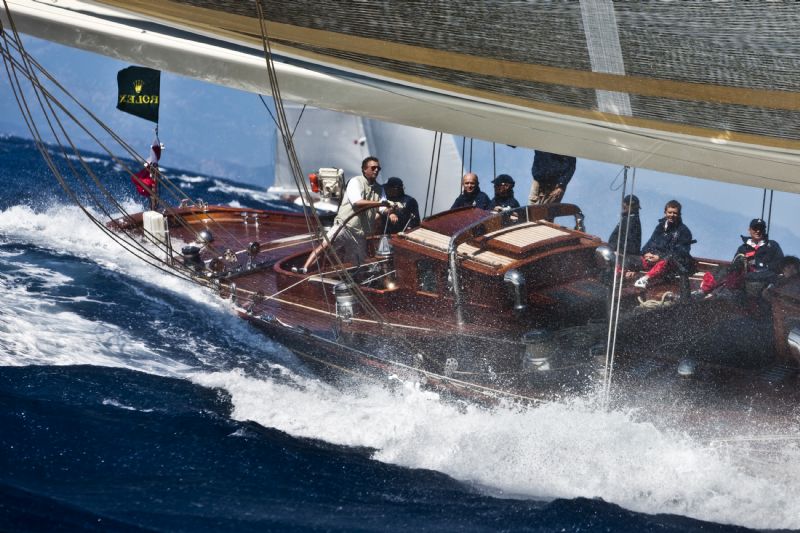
[601,165,637,409]
[254,0,388,325]
[0,6,264,283]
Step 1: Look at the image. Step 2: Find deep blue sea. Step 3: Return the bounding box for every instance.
[1,135,796,532]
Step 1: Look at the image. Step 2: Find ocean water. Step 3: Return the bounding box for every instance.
[0,135,797,532]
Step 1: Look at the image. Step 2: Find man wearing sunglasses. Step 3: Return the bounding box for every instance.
[302,156,392,271]
[697,218,784,298]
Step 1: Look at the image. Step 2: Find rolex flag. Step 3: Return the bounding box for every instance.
[117,66,160,123]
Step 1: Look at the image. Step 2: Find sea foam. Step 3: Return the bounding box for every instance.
[4,201,800,529]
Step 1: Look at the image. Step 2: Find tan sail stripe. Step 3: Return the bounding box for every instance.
[98,0,800,112]
[268,25,800,112]
[266,42,800,152]
[95,0,800,151]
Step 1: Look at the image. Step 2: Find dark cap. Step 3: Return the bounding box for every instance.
[623,194,640,209]
[385,177,404,188]
[749,218,767,232]
[492,174,515,186]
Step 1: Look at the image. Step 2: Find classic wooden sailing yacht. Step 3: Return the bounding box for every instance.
[104,196,798,425]
[3,1,800,431]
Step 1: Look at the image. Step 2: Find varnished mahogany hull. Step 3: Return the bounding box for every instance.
[114,204,800,432]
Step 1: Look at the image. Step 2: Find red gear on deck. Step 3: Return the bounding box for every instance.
[641,257,672,280]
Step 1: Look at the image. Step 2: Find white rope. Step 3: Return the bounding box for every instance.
[636,291,676,309]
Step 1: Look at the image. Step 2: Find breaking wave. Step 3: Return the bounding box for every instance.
[2,200,800,530]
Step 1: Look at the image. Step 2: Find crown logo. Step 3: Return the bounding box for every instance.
[134,80,144,94]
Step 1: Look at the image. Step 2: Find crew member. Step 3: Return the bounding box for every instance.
[698,218,784,296]
[379,177,420,234]
[635,199,694,289]
[528,151,576,205]
[451,172,491,210]
[608,194,642,272]
[489,174,520,211]
[779,256,800,281]
[301,156,391,272]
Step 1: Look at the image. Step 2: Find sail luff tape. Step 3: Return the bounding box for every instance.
[580,0,632,117]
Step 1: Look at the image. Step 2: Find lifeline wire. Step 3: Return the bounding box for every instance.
[601,165,637,408]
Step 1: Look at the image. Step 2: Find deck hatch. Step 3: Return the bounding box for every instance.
[402,228,514,267]
[480,222,577,255]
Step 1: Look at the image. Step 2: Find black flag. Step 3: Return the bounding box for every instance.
[116,66,160,123]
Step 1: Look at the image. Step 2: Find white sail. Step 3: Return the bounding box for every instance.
[272,106,464,215]
[3,0,800,193]
[271,105,369,199]
[361,120,463,216]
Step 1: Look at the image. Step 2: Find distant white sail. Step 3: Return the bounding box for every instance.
[272,106,463,215]
[271,106,368,199]
[362,120,463,216]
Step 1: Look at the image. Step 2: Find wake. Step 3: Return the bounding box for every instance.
[3,201,800,529]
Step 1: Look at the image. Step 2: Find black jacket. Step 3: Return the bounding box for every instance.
[490,194,520,210]
[641,216,694,271]
[380,194,420,234]
[451,188,491,210]
[608,213,641,255]
[735,236,784,282]
[531,151,576,187]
